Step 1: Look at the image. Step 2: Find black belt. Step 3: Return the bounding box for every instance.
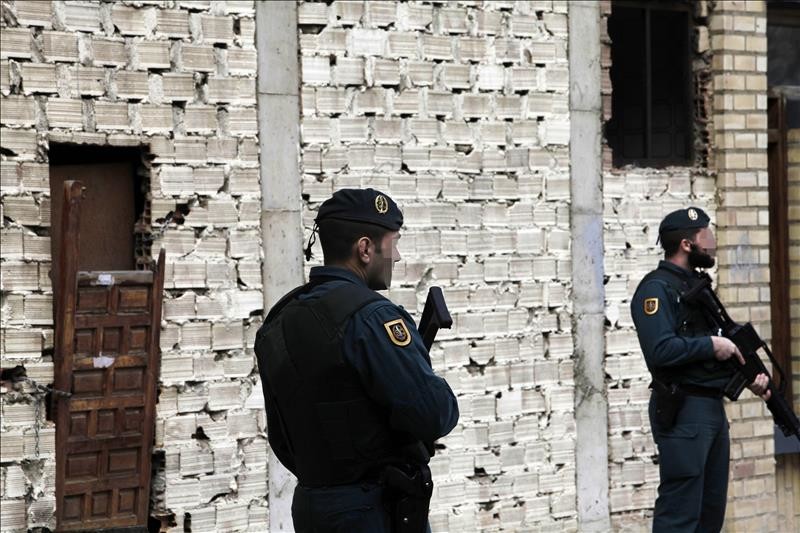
[679,384,723,399]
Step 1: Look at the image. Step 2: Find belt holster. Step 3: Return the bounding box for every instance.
[651,379,686,430]
[381,464,433,533]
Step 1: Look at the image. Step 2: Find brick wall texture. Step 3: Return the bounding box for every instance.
[297,1,574,530]
[0,0,791,531]
[780,126,800,529]
[790,127,800,416]
[0,1,265,531]
[710,2,778,531]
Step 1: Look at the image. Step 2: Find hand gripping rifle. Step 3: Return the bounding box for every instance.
[682,273,800,442]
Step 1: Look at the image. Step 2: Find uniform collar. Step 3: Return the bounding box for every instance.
[657,260,695,279]
[309,265,368,287]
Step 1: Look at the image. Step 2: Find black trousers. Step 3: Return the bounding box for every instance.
[292,482,391,533]
[649,393,730,533]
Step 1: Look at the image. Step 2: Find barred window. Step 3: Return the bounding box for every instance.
[606,2,693,167]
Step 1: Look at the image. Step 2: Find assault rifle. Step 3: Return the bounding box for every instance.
[419,286,453,353]
[683,273,800,443]
[406,287,453,459]
[380,287,453,532]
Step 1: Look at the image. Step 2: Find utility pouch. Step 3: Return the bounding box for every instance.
[651,379,686,430]
[381,464,433,533]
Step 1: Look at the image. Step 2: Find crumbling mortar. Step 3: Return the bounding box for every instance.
[188,12,202,42]
[130,102,143,134]
[172,102,186,135]
[125,37,139,70]
[51,0,66,32]
[106,69,118,100]
[33,96,47,132]
[216,106,229,137]
[8,59,22,93]
[1,0,17,26]
[143,6,157,36]
[194,71,208,103]
[169,39,181,71]
[81,97,95,132]
[98,1,114,36]
[214,44,228,77]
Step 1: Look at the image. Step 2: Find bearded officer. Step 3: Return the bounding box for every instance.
[630,207,770,532]
[255,188,459,533]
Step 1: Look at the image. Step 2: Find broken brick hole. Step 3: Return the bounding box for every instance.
[192,427,210,441]
[0,365,27,383]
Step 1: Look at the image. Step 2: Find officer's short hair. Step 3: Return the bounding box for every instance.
[318,219,389,263]
[661,228,701,257]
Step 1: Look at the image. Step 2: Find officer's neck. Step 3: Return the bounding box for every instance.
[666,253,692,272]
[329,259,370,285]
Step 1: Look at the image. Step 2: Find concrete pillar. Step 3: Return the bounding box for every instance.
[256,1,302,530]
[568,2,611,530]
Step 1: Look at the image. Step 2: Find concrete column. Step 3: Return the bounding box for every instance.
[256,1,302,530]
[568,2,611,531]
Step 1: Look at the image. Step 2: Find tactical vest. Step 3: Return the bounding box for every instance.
[638,265,733,386]
[255,281,407,487]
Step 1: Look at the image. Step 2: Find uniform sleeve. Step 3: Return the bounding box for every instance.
[631,279,714,370]
[346,303,459,444]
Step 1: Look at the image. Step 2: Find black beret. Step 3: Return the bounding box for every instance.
[315,188,403,231]
[658,207,711,236]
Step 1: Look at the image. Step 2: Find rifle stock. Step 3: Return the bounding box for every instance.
[684,276,800,442]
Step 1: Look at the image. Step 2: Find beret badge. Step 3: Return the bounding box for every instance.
[687,208,698,221]
[375,194,389,214]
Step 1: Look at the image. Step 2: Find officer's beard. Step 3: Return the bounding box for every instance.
[688,243,716,269]
[366,243,392,291]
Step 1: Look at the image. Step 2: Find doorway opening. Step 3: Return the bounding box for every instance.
[48,144,165,532]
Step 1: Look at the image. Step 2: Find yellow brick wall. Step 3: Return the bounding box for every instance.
[709,1,778,531]
[790,128,800,412]
[778,127,800,531]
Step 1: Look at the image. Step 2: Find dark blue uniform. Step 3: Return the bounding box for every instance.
[265,266,459,532]
[632,261,733,532]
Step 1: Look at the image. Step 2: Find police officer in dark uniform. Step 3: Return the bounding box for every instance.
[631,207,770,533]
[255,188,459,533]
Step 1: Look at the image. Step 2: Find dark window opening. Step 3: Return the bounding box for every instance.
[606,2,693,168]
[767,1,800,128]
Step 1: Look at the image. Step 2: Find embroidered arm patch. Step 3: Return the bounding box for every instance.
[383,318,411,347]
[644,298,659,316]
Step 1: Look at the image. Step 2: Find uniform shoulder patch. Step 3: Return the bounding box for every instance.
[644,298,659,316]
[383,318,412,347]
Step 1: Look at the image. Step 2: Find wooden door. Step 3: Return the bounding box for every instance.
[767,94,792,404]
[53,181,165,531]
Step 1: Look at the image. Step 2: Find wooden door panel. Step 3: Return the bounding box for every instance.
[54,181,165,531]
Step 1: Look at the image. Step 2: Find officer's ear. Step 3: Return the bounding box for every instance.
[680,238,693,254]
[356,236,373,263]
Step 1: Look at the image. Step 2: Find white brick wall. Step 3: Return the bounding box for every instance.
[0,1,263,531]
[297,1,575,530]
